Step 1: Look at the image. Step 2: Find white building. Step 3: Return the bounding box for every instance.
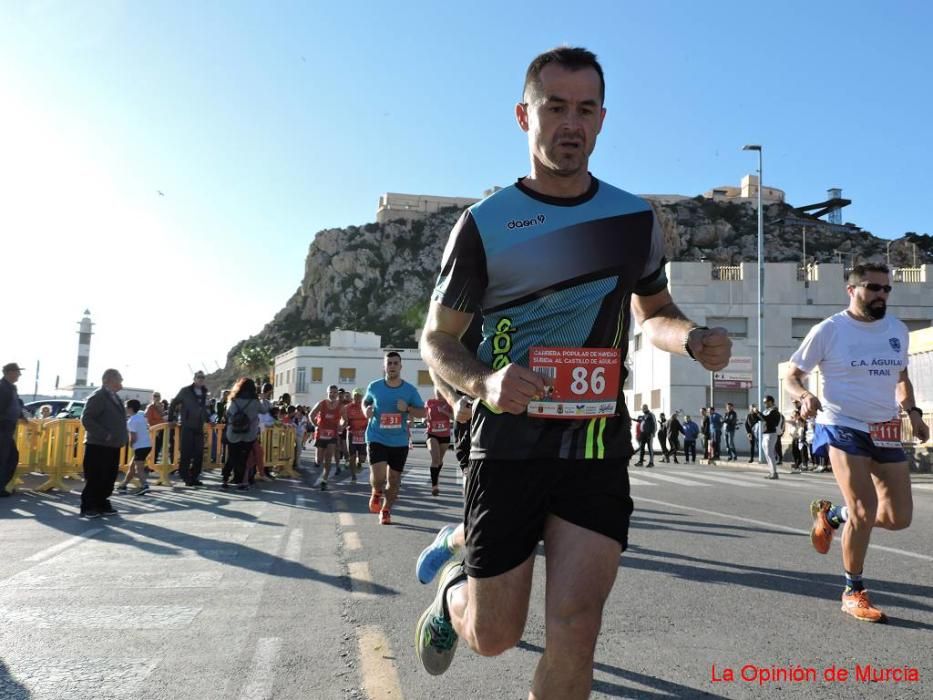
[273,330,433,406]
[627,262,933,452]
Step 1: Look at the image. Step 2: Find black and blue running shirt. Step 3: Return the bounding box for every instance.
[432,177,667,461]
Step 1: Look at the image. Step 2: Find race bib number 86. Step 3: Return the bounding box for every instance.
[527,347,620,420]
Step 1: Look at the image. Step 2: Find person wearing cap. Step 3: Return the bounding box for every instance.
[170,371,212,486]
[0,363,28,496]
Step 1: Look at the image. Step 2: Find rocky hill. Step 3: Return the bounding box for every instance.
[209,196,930,390]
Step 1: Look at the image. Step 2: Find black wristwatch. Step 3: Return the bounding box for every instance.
[907,406,923,418]
[683,326,709,361]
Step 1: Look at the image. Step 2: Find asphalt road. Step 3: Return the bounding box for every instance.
[1,447,931,699]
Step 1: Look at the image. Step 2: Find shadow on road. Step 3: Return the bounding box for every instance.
[516,641,728,699]
[0,658,31,699]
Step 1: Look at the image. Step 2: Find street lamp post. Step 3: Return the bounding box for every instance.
[743,144,764,462]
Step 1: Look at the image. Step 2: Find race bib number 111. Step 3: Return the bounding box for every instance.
[527,347,620,420]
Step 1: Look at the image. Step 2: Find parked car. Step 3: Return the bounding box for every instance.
[23,400,86,419]
[409,420,428,446]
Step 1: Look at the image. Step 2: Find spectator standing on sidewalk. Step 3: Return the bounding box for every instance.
[170,371,211,487]
[80,369,128,517]
[700,408,711,461]
[657,412,669,463]
[745,405,760,463]
[760,395,783,479]
[117,399,151,495]
[634,405,656,467]
[708,405,723,462]
[0,362,27,497]
[723,402,738,461]
[667,410,683,463]
[682,414,699,462]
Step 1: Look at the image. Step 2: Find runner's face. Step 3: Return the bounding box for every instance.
[848,271,890,320]
[518,64,605,178]
[384,356,401,379]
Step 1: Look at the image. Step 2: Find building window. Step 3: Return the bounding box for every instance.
[791,318,822,340]
[286,369,292,385]
[634,333,643,351]
[296,367,307,394]
[708,388,750,411]
[338,368,356,385]
[633,393,642,411]
[418,370,433,387]
[707,316,748,338]
[311,367,323,383]
[650,389,661,409]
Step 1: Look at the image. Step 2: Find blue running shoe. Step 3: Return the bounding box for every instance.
[416,524,458,585]
[415,561,466,675]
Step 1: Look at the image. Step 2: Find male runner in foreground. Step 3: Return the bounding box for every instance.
[417,46,730,697]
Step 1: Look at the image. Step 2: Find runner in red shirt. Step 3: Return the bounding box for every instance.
[425,389,453,496]
[309,385,342,491]
[342,388,369,484]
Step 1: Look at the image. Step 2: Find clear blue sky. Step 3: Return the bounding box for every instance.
[1,0,930,396]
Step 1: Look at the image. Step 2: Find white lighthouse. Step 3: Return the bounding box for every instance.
[75,309,94,387]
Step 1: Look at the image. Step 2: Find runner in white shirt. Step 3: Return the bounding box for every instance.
[784,263,929,623]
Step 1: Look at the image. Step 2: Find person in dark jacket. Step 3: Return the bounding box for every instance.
[700,408,711,461]
[80,369,129,517]
[723,402,739,461]
[667,410,683,463]
[171,371,211,486]
[222,378,268,490]
[657,413,669,463]
[634,405,656,467]
[745,405,760,462]
[682,415,699,462]
[0,362,27,496]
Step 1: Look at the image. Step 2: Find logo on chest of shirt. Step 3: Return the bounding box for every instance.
[506,214,546,230]
[889,337,901,352]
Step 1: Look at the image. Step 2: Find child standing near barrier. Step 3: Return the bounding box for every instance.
[118,399,151,496]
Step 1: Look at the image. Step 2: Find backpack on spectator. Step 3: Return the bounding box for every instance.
[230,400,253,434]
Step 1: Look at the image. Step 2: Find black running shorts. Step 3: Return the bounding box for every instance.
[426,433,451,447]
[133,447,152,461]
[453,421,470,472]
[367,442,409,472]
[463,457,632,579]
[314,437,337,449]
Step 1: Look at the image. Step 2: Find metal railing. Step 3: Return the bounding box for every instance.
[712,265,742,281]
[893,267,924,283]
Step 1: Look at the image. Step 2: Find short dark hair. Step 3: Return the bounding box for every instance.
[385,351,401,361]
[848,263,889,286]
[524,46,605,104]
[126,399,141,412]
[765,395,775,403]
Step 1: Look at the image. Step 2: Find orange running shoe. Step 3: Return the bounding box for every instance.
[841,589,887,623]
[809,499,835,554]
[369,490,383,514]
[380,509,391,525]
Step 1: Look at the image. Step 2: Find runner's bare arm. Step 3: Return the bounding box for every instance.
[632,288,731,371]
[428,369,461,408]
[420,301,544,415]
[897,368,929,442]
[784,363,822,419]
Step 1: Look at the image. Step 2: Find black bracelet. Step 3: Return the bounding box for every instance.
[683,326,709,360]
[907,406,923,418]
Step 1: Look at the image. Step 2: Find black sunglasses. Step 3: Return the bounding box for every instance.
[856,282,893,293]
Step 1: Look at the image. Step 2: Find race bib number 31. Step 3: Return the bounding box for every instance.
[527,347,621,420]
[379,413,403,429]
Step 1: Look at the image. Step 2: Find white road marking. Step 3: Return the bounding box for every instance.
[11,508,33,517]
[628,477,655,486]
[239,637,282,700]
[25,528,103,562]
[635,472,707,486]
[283,529,303,562]
[634,496,933,562]
[343,531,362,551]
[0,605,202,629]
[670,470,766,488]
[338,512,355,527]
